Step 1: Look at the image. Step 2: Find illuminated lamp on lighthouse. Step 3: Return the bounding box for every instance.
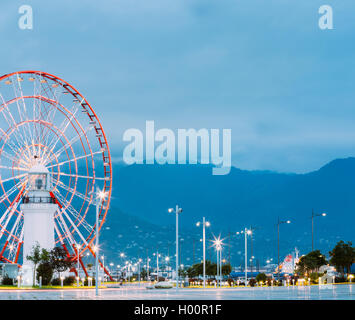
[20,163,58,285]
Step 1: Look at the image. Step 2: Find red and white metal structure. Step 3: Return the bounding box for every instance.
[0,71,113,280]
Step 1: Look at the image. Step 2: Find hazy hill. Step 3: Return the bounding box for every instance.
[99,158,355,266]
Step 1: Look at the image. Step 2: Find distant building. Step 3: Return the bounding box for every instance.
[0,264,19,280]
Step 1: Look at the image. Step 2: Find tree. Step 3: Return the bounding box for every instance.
[329,241,355,274]
[26,243,42,286]
[222,263,232,276]
[296,250,327,275]
[36,262,53,286]
[186,261,218,278]
[256,273,267,283]
[49,247,74,278]
[140,268,147,280]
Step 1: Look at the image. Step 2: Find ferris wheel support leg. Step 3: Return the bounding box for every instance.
[79,256,89,278]
[61,243,78,277]
[0,240,9,259]
[87,245,114,281]
[14,242,23,263]
[71,243,89,278]
[61,243,71,258]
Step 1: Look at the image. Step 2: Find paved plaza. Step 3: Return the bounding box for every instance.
[0,284,353,300]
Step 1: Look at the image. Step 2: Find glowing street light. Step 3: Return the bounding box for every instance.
[277,217,291,280]
[153,252,161,281]
[90,187,107,296]
[212,236,223,288]
[196,217,210,288]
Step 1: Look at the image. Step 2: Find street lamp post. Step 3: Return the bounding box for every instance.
[277,217,291,280]
[153,252,161,281]
[165,256,170,280]
[237,228,252,285]
[138,258,142,285]
[168,205,183,291]
[311,210,326,251]
[76,244,81,287]
[219,249,223,287]
[212,236,223,288]
[92,188,107,297]
[101,255,105,283]
[216,247,219,287]
[147,257,150,281]
[196,218,210,288]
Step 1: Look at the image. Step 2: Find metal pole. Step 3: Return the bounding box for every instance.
[147,257,150,280]
[176,205,179,291]
[250,226,253,275]
[156,254,159,281]
[220,249,222,287]
[311,209,314,251]
[77,245,80,287]
[138,261,141,285]
[277,218,280,281]
[102,255,105,283]
[203,217,206,288]
[216,248,219,288]
[95,193,99,296]
[244,228,247,284]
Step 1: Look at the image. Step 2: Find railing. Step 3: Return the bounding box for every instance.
[22,196,56,204]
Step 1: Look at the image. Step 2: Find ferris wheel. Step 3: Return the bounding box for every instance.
[0,71,112,276]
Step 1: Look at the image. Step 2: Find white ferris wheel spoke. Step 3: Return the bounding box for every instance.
[0,127,26,159]
[0,199,21,243]
[41,83,64,149]
[56,209,85,248]
[53,190,93,234]
[46,150,102,169]
[54,220,68,246]
[44,104,80,161]
[8,227,23,262]
[55,216,76,250]
[0,173,27,184]
[0,165,27,172]
[0,94,26,151]
[11,74,34,145]
[59,206,90,248]
[54,172,107,181]
[0,180,26,205]
[52,178,94,207]
[6,209,23,245]
[44,125,94,165]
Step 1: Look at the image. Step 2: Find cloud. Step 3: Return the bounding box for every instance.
[1,1,355,173]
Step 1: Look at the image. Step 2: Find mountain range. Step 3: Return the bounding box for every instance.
[99,158,355,268]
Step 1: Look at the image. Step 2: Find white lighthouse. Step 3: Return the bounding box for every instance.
[20,164,58,285]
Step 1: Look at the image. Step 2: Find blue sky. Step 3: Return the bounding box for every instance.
[1,0,355,173]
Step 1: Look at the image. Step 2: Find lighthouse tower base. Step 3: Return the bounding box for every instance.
[20,202,58,286]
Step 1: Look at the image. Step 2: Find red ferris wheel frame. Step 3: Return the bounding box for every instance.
[0,71,113,278]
